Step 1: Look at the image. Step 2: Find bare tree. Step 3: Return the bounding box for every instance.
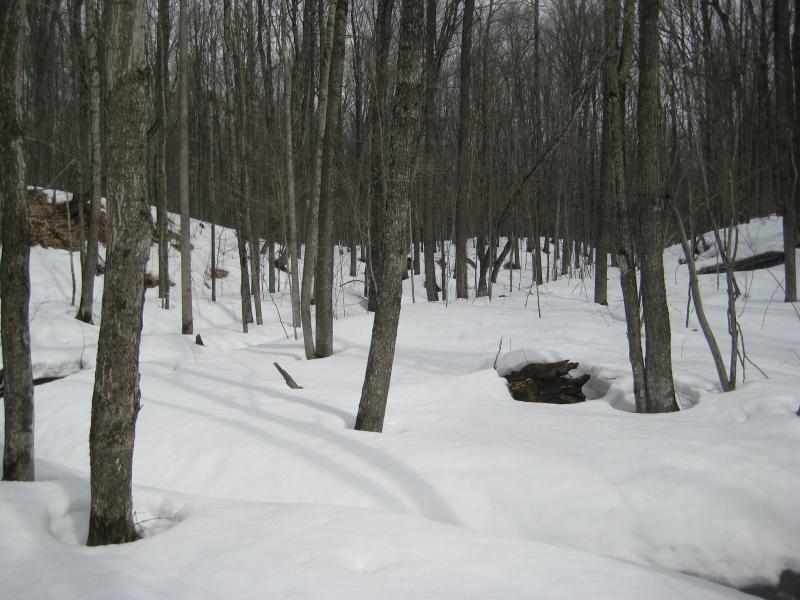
[1,0,34,482]
[775,0,797,303]
[637,0,677,412]
[179,0,193,333]
[281,0,302,331]
[315,0,350,358]
[365,0,395,312]
[156,0,170,309]
[300,0,337,359]
[76,0,102,324]
[88,0,152,545]
[455,0,474,299]
[355,0,422,432]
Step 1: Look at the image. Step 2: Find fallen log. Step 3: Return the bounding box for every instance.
[696,250,784,275]
[503,359,588,404]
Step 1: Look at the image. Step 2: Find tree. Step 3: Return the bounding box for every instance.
[300,0,337,359]
[223,0,253,333]
[355,0,422,432]
[280,0,302,333]
[455,0,474,299]
[1,0,34,482]
[636,0,677,413]
[155,0,170,309]
[315,0,350,358]
[601,0,646,409]
[365,0,395,312]
[774,0,797,303]
[87,0,152,545]
[75,0,102,324]
[179,0,193,333]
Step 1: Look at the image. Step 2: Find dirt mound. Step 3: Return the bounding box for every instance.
[143,273,175,288]
[28,190,108,251]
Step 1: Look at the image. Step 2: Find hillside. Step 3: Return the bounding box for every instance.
[1,194,799,599]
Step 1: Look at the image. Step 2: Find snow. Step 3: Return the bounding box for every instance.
[2,202,799,599]
[694,216,787,272]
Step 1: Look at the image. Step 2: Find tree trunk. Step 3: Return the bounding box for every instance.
[156,0,170,309]
[637,0,677,413]
[605,0,646,410]
[355,0,422,432]
[365,0,395,312]
[76,0,101,323]
[315,0,349,358]
[224,0,252,332]
[490,238,512,284]
[208,86,218,302]
[280,0,302,331]
[88,0,151,545]
[454,0,474,299]
[775,0,797,302]
[422,0,438,301]
[300,0,337,358]
[178,0,193,334]
[243,0,263,327]
[1,0,35,482]
[595,47,612,306]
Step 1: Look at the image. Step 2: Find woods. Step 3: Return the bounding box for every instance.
[10,0,800,331]
[2,0,800,557]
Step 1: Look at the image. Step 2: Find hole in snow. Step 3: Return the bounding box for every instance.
[48,502,183,545]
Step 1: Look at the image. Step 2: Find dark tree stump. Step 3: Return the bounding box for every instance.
[503,360,589,404]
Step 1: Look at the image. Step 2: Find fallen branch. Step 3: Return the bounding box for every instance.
[273,362,302,389]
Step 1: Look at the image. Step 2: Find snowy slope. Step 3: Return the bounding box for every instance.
[1,200,799,598]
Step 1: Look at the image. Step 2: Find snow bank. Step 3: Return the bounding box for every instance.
[2,202,799,597]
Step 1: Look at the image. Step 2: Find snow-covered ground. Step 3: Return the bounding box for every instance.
[1,200,798,599]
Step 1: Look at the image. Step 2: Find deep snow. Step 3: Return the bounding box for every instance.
[1,196,798,599]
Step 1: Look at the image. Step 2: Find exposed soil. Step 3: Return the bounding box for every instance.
[28,189,108,251]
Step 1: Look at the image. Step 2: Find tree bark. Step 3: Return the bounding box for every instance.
[775,0,797,302]
[280,0,302,330]
[637,0,677,413]
[421,0,438,301]
[76,0,101,323]
[315,0,349,358]
[88,0,151,545]
[355,0,422,432]
[365,0,395,312]
[224,0,253,332]
[1,0,35,482]
[300,0,337,358]
[178,0,193,334]
[156,0,170,309]
[606,0,646,410]
[454,0,474,299]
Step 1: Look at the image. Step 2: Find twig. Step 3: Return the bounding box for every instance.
[339,278,365,287]
[266,289,290,339]
[493,337,503,369]
[737,323,769,379]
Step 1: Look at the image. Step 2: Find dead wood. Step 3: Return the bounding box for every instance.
[503,360,588,404]
[696,251,785,274]
[274,362,302,389]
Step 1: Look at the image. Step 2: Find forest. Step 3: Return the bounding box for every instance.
[1,0,799,597]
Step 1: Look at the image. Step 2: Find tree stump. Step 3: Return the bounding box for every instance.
[503,359,589,404]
